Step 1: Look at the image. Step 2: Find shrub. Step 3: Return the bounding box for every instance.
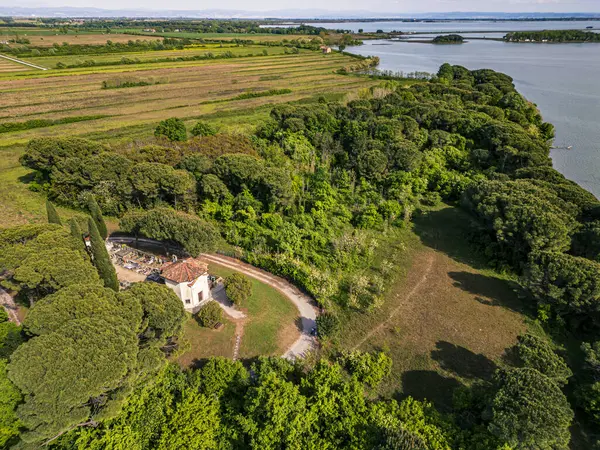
[225,273,252,307]
[196,301,223,328]
[155,117,187,142]
[316,312,340,339]
[340,350,392,387]
[190,121,217,137]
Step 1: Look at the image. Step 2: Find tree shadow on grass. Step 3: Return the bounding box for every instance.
[17,172,37,185]
[399,370,463,412]
[431,341,497,381]
[413,206,488,270]
[448,271,526,314]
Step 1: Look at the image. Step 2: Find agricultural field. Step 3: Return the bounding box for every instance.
[0,50,375,227]
[23,44,293,68]
[0,55,36,73]
[0,27,162,47]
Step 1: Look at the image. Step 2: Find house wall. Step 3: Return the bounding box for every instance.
[164,275,212,311]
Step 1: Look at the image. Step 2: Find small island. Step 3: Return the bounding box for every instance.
[432,34,465,44]
[504,29,600,43]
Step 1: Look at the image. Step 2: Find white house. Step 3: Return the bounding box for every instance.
[161,258,211,312]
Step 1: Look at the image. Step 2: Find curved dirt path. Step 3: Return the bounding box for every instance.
[201,254,318,360]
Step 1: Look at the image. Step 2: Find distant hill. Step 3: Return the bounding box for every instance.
[1,6,599,20]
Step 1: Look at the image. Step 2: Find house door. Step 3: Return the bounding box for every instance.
[198,291,204,303]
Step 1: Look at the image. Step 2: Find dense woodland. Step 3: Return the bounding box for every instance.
[504,29,600,42]
[2,63,600,448]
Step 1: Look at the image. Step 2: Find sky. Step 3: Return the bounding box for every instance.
[14,0,600,13]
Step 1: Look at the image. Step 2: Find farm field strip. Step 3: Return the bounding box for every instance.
[0,52,341,83]
[25,46,293,68]
[0,74,368,127]
[0,64,348,120]
[2,32,163,47]
[0,57,349,113]
[0,58,34,73]
[0,53,47,71]
[0,57,343,97]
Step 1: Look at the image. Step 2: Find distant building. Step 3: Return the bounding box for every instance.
[161,258,211,311]
[320,46,332,54]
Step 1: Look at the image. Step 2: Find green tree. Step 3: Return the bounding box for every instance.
[88,218,119,292]
[196,301,223,328]
[46,200,62,225]
[69,217,83,242]
[119,282,186,341]
[225,273,252,307]
[190,121,217,137]
[340,350,392,387]
[513,334,572,386]
[88,195,108,240]
[463,180,577,269]
[488,368,573,450]
[120,207,219,256]
[522,251,600,331]
[157,388,220,450]
[9,247,100,304]
[316,312,340,339]
[8,317,139,444]
[0,360,21,448]
[0,321,23,359]
[154,117,187,142]
[24,284,142,336]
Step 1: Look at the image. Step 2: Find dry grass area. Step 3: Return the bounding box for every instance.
[336,206,529,409]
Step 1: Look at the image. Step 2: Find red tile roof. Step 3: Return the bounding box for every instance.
[161,258,208,283]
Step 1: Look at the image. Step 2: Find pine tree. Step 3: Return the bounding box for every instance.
[46,200,62,225]
[88,218,119,292]
[88,196,108,240]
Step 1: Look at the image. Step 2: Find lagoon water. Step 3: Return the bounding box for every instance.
[338,21,600,196]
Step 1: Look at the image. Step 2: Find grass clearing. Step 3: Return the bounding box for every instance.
[333,205,530,410]
[176,316,237,367]
[207,262,300,359]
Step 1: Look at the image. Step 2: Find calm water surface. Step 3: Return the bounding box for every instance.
[348,35,600,196]
[317,20,600,33]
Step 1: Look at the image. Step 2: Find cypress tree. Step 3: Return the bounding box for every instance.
[46,200,62,225]
[88,196,108,240]
[88,218,119,292]
[69,218,83,240]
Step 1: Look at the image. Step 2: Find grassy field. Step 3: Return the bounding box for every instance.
[176,262,299,366]
[332,205,532,409]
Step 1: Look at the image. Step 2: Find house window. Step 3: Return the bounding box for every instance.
[198,291,204,303]
[185,299,191,305]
